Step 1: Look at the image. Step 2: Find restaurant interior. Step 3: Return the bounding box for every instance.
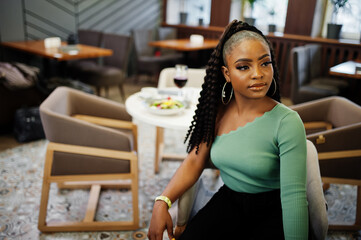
[0,0,361,239]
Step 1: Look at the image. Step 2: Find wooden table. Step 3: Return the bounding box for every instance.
[149,38,219,52]
[149,38,219,67]
[329,60,361,79]
[1,40,113,61]
[329,60,361,104]
[1,40,113,78]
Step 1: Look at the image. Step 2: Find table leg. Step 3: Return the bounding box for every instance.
[155,126,164,174]
[154,127,188,174]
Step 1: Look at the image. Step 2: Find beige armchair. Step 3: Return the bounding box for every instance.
[38,86,139,232]
[290,96,361,231]
[175,140,328,239]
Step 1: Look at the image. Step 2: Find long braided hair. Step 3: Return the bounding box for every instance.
[184,20,281,154]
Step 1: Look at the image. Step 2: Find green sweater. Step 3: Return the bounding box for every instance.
[211,103,308,239]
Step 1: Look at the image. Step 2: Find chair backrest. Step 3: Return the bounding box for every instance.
[306,140,328,240]
[102,33,132,71]
[305,44,322,79]
[77,29,102,47]
[291,45,310,90]
[40,87,132,151]
[291,96,361,128]
[157,67,206,88]
[132,28,156,57]
[158,27,178,55]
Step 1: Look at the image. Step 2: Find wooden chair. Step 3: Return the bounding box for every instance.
[38,86,139,232]
[175,140,329,239]
[291,96,361,231]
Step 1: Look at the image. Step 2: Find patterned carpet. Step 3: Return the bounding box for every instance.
[0,120,360,240]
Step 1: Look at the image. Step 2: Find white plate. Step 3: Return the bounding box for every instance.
[147,98,185,116]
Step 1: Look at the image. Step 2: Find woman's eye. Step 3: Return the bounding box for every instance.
[262,61,273,67]
[236,65,249,70]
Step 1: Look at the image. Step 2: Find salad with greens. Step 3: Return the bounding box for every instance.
[150,97,184,110]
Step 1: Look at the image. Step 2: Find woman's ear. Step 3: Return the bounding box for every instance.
[221,66,231,83]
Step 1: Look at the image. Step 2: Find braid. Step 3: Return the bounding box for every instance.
[185,20,281,153]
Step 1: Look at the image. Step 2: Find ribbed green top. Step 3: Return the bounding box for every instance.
[211,103,308,239]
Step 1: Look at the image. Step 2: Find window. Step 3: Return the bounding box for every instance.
[322,0,361,40]
[229,0,289,33]
[166,0,211,26]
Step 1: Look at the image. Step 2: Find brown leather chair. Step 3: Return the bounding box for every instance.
[175,140,328,240]
[291,96,361,231]
[67,29,103,79]
[38,86,139,232]
[76,33,132,100]
[290,44,348,104]
[132,27,184,83]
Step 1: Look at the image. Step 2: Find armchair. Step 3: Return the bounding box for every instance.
[38,86,139,232]
[290,96,361,230]
[290,44,348,104]
[175,140,328,239]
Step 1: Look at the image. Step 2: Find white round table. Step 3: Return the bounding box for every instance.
[125,88,200,173]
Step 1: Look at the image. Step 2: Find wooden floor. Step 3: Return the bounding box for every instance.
[0,76,293,152]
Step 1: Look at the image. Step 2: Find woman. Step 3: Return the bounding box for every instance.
[148,20,308,240]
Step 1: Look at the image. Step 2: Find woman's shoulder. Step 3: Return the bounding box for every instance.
[270,103,303,123]
[272,102,297,115]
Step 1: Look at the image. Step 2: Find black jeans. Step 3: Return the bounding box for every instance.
[178,185,284,240]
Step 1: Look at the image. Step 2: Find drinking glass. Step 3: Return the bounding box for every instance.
[174,64,188,97]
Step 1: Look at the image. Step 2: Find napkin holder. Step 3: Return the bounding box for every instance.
[190,34,204,46]
[44,37,61,49]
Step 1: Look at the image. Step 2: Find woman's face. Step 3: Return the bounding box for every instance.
[222,39,273,100]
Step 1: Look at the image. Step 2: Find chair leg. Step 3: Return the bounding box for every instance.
[96,87,101,96]
[38,177,51,231]
[118,83,125,101]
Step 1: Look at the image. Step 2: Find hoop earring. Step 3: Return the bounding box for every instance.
[271,78,277,96]
[221,82,233,105]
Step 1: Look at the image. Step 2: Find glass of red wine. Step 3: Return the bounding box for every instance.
[174,64,188,97]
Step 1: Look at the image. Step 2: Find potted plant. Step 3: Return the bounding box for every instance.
[244,0,257,25]
[327,0,348,39]
[268,8,276,33]
[179,0,188,25]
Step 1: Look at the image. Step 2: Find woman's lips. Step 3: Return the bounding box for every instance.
[249,83,267,90]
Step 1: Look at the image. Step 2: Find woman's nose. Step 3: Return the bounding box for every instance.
[251,66,263,79]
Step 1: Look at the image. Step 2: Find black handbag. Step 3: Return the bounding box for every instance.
[13,107,45,142]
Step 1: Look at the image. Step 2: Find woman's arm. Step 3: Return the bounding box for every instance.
[278,112,309,239]
[148,142,211,240]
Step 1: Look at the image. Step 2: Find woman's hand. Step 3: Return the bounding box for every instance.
[147,200,174,240]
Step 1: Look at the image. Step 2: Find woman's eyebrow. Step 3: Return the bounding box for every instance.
[258,53,270,60]
[234,53,270,64]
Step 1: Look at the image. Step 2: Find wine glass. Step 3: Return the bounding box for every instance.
[173,64,188,97]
